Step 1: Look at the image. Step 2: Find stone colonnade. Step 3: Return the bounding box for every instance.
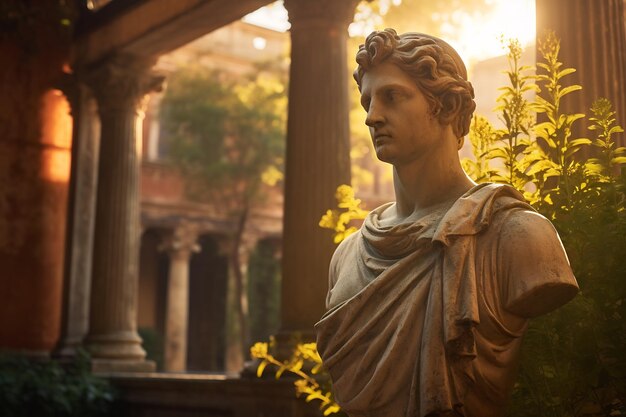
[57,0,359,371]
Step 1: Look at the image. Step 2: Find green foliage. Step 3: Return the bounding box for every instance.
[587,98,626,180]
[161,63,287,356]
[490,38,535,190]
[461,115,499,183]
[251,341,341,416]
[0,351,116,417]
[248,240,282,343]
[530,32,590,213]
[161,64,286,208]
[460,33,626,417]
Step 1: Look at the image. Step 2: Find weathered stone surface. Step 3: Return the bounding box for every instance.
[85,54,163,371]
[278,0,358,342]
[316,30,579,417]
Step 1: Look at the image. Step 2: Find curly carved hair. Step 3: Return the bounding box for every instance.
[354,29,476,139]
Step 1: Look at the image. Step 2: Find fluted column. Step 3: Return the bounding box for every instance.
[54,75,100,359]
[536,0,626,149]
[161,223,200,372]
[85,54,164,372]
[279,0,358,342]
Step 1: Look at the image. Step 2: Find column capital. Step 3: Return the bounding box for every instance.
[285,0,359,29]
[160,222,201,261]
[85,54,165,113]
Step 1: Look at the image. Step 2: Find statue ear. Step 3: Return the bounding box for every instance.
[438,91,462,126]
[438,89,475,138]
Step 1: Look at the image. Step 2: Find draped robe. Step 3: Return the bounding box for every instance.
[315,184,579,417]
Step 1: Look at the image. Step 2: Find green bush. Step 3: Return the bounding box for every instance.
[0,350,116,417]
[461,33,626,417]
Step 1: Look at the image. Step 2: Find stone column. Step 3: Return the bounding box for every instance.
[279,0,358,344]
[85,54,164,372]
[54,75,100,359]
[160,223,200,372]
[536,0,626,148]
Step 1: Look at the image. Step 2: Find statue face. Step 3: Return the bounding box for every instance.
[359,61,448,166]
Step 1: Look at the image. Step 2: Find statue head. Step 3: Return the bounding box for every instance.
[354,29,476,140]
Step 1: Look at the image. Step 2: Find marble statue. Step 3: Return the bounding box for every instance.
[314,29,579,417]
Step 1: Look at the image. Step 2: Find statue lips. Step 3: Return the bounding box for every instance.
[374,132,392,146]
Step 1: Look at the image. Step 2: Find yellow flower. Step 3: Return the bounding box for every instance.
[250,342,268,359]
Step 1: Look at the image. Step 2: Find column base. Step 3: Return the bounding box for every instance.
[91,358,156,373]
[85,330,148,360]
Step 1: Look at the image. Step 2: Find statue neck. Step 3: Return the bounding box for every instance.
[391,151,474,222]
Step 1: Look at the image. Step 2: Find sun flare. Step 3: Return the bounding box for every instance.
[446,0,536,64]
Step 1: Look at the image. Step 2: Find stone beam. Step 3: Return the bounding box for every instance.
[75,0,272,66]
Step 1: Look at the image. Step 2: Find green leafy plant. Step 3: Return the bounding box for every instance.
[461,115,499,183]
[490,38,535,190]
[162,64,286,356]
[529,31,591,214]
[460,33,626,417]
[0,350,116,417]
[587,98,626,181]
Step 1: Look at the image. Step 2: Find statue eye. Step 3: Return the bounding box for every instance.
[385,89,399,102]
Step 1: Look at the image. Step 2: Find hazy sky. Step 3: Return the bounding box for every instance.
[243,0,536,63]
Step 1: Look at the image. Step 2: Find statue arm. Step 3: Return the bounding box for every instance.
[497,209,579,318]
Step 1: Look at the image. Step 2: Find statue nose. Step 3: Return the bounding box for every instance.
[365,105,385,128]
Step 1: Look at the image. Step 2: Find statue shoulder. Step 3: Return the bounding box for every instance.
[330,231,360,273]
[493,207,579,317]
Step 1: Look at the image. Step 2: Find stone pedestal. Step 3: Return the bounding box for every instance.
[161,223,200,372]
[536,0,626,149]
[278,0,357,347]
[85,54,164,372]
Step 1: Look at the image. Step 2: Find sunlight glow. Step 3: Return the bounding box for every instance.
[242,2,290,32]
[445,0,536,64]
[253,37,268,50]
[41,90,72,183]
[244,0,535,64]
